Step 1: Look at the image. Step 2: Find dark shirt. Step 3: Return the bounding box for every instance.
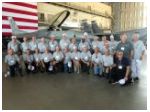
[114,57,130,70]
[116,41,133,58]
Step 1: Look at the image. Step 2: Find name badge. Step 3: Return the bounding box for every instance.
[33,44,37,48]
[51,44,55,48]
[49,65,53,71]
[105,62,108,66]
[36,58,39,62]
[55,55,60,61]
[93,45,97,49]
[84,56,88,61]
[73,46,76,50]
[118,65,123,69]
[64,43,68,46]
[82,45,86,48]
[75,56,79,60]
[27,58,31,62]
[121,47,125,51]
[95,58,99,63]
[10,59,15,64]
[44,57,48,62]
[68,61,72,67]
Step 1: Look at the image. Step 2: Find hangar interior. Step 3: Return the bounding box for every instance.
[2,2,147,110]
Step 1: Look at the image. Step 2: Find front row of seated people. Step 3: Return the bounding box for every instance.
[5,46,131,86]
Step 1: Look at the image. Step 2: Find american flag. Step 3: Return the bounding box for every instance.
[2,2,38,37]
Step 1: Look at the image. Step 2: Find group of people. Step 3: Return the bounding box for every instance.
[4,32,146,85]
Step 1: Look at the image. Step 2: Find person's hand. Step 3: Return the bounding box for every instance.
[42,64,45,68]
[87,62,90,66]
[112,64,116,67]
[53,61,56,65]
[124,76,128,81]
[140,55,144,60]
[94,63,97,66]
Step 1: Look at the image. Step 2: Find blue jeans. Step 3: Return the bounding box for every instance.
[64,63,68,72]
[64,63,72,73]
[93,66,101,75]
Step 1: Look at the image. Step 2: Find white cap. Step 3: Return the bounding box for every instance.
[11,36,17,39]
[118,79,126,85]
[84,32,88,36]
[62,33,67,37]
[110,34,114,39]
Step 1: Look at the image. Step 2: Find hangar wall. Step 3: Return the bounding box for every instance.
[112,2,147,32]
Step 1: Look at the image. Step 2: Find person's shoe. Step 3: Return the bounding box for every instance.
[108,80,112,83]
[101,73,105,77]
[20,74,24,77]
[98,75,102,78]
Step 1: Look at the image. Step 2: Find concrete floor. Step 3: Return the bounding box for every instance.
[2,54,147,110]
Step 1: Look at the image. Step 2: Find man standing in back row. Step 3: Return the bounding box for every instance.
[116,33,133,60]
[131,32,145,81]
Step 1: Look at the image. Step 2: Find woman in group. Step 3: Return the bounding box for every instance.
[5,49,22,77]
[59,33,70,51]
[23,49,35,74]
[71,46,81,74]
[48,35,58,54]
[80,46,92,74]
[21,36,30,54]
[63,47,72,73]
[102,49,113,79]
[91,36,100,54]
[38,37,48,53]
[33,48,43,72]
[29,36,38,54]
[41,48,53,73]
[53,46,64,73]
[91,47,103,76]
[69,37,78,52]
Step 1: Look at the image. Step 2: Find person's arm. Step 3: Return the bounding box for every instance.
[91,55,94,64]
[16,55,21,65]
[114,43,120,55]
[78,43,81,51]
[140,42,146,60]
[4,56,8,72]
[124,66,130,81]
[129,42,134,59]
[140,51,145,60]
[7,42,10,50]
[20,43,23,51]
[110,56,114,70]
[80,53,83,62]
[124,57,131,80]
[40,55,45,67]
